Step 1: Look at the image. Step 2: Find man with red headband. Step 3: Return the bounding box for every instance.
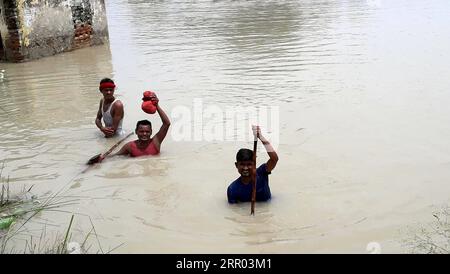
[95,78,125,137]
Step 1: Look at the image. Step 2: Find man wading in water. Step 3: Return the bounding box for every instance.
[95,78,125,137]
[98,93,170,161]
[227,126,279,204]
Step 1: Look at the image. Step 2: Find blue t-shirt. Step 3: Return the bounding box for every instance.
[227,164,271,203]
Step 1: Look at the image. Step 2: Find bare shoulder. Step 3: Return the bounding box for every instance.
[122,141,133,152]
[113,100,124,109]
[125,140,134,146]
[127,140,137,149]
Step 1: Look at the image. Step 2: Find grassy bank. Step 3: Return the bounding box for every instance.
[0,163,107,254]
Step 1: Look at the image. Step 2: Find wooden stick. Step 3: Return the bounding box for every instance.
[251,133,258,215]
[93,132,133,162]
[82,132,133,173]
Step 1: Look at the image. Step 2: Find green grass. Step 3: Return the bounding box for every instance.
[0,163,117,254]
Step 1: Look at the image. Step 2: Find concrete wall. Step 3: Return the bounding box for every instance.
[0,0,109,62]
[0,0,24,61]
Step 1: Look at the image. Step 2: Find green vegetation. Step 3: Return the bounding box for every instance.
[1,163,119,254]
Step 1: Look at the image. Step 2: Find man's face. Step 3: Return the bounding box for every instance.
[136,125,152,141]
[100,88,115,100]
[235,160,254,177]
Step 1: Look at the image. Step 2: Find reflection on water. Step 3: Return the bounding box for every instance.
[2,0,450,253]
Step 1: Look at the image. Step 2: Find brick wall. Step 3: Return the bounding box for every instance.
[0,0,109,62]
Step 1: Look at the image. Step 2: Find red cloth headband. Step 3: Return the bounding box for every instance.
[99,82,116,90]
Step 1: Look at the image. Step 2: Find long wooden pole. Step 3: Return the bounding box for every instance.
[95,132,133,161]
[251,133,258,215]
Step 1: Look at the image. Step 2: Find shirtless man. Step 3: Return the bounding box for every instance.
[95,78,124,137]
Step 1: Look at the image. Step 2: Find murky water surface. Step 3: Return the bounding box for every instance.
[1,0,450,253]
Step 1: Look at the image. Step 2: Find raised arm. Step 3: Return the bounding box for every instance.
[253,126,279,173]
[151,98,171,151]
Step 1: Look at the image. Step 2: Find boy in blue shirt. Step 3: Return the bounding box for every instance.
[227,126,279,203]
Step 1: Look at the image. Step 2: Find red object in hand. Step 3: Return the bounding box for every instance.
[141,91,158,114]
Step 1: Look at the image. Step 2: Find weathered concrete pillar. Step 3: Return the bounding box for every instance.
[0,0,109,62]
[0,0,25,61]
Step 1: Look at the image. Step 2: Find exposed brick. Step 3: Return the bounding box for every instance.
[1,0,108,62]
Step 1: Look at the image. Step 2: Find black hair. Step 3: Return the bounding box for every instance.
[236,148,253,162]
[136,120,152,130]
[100,78,115,85]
